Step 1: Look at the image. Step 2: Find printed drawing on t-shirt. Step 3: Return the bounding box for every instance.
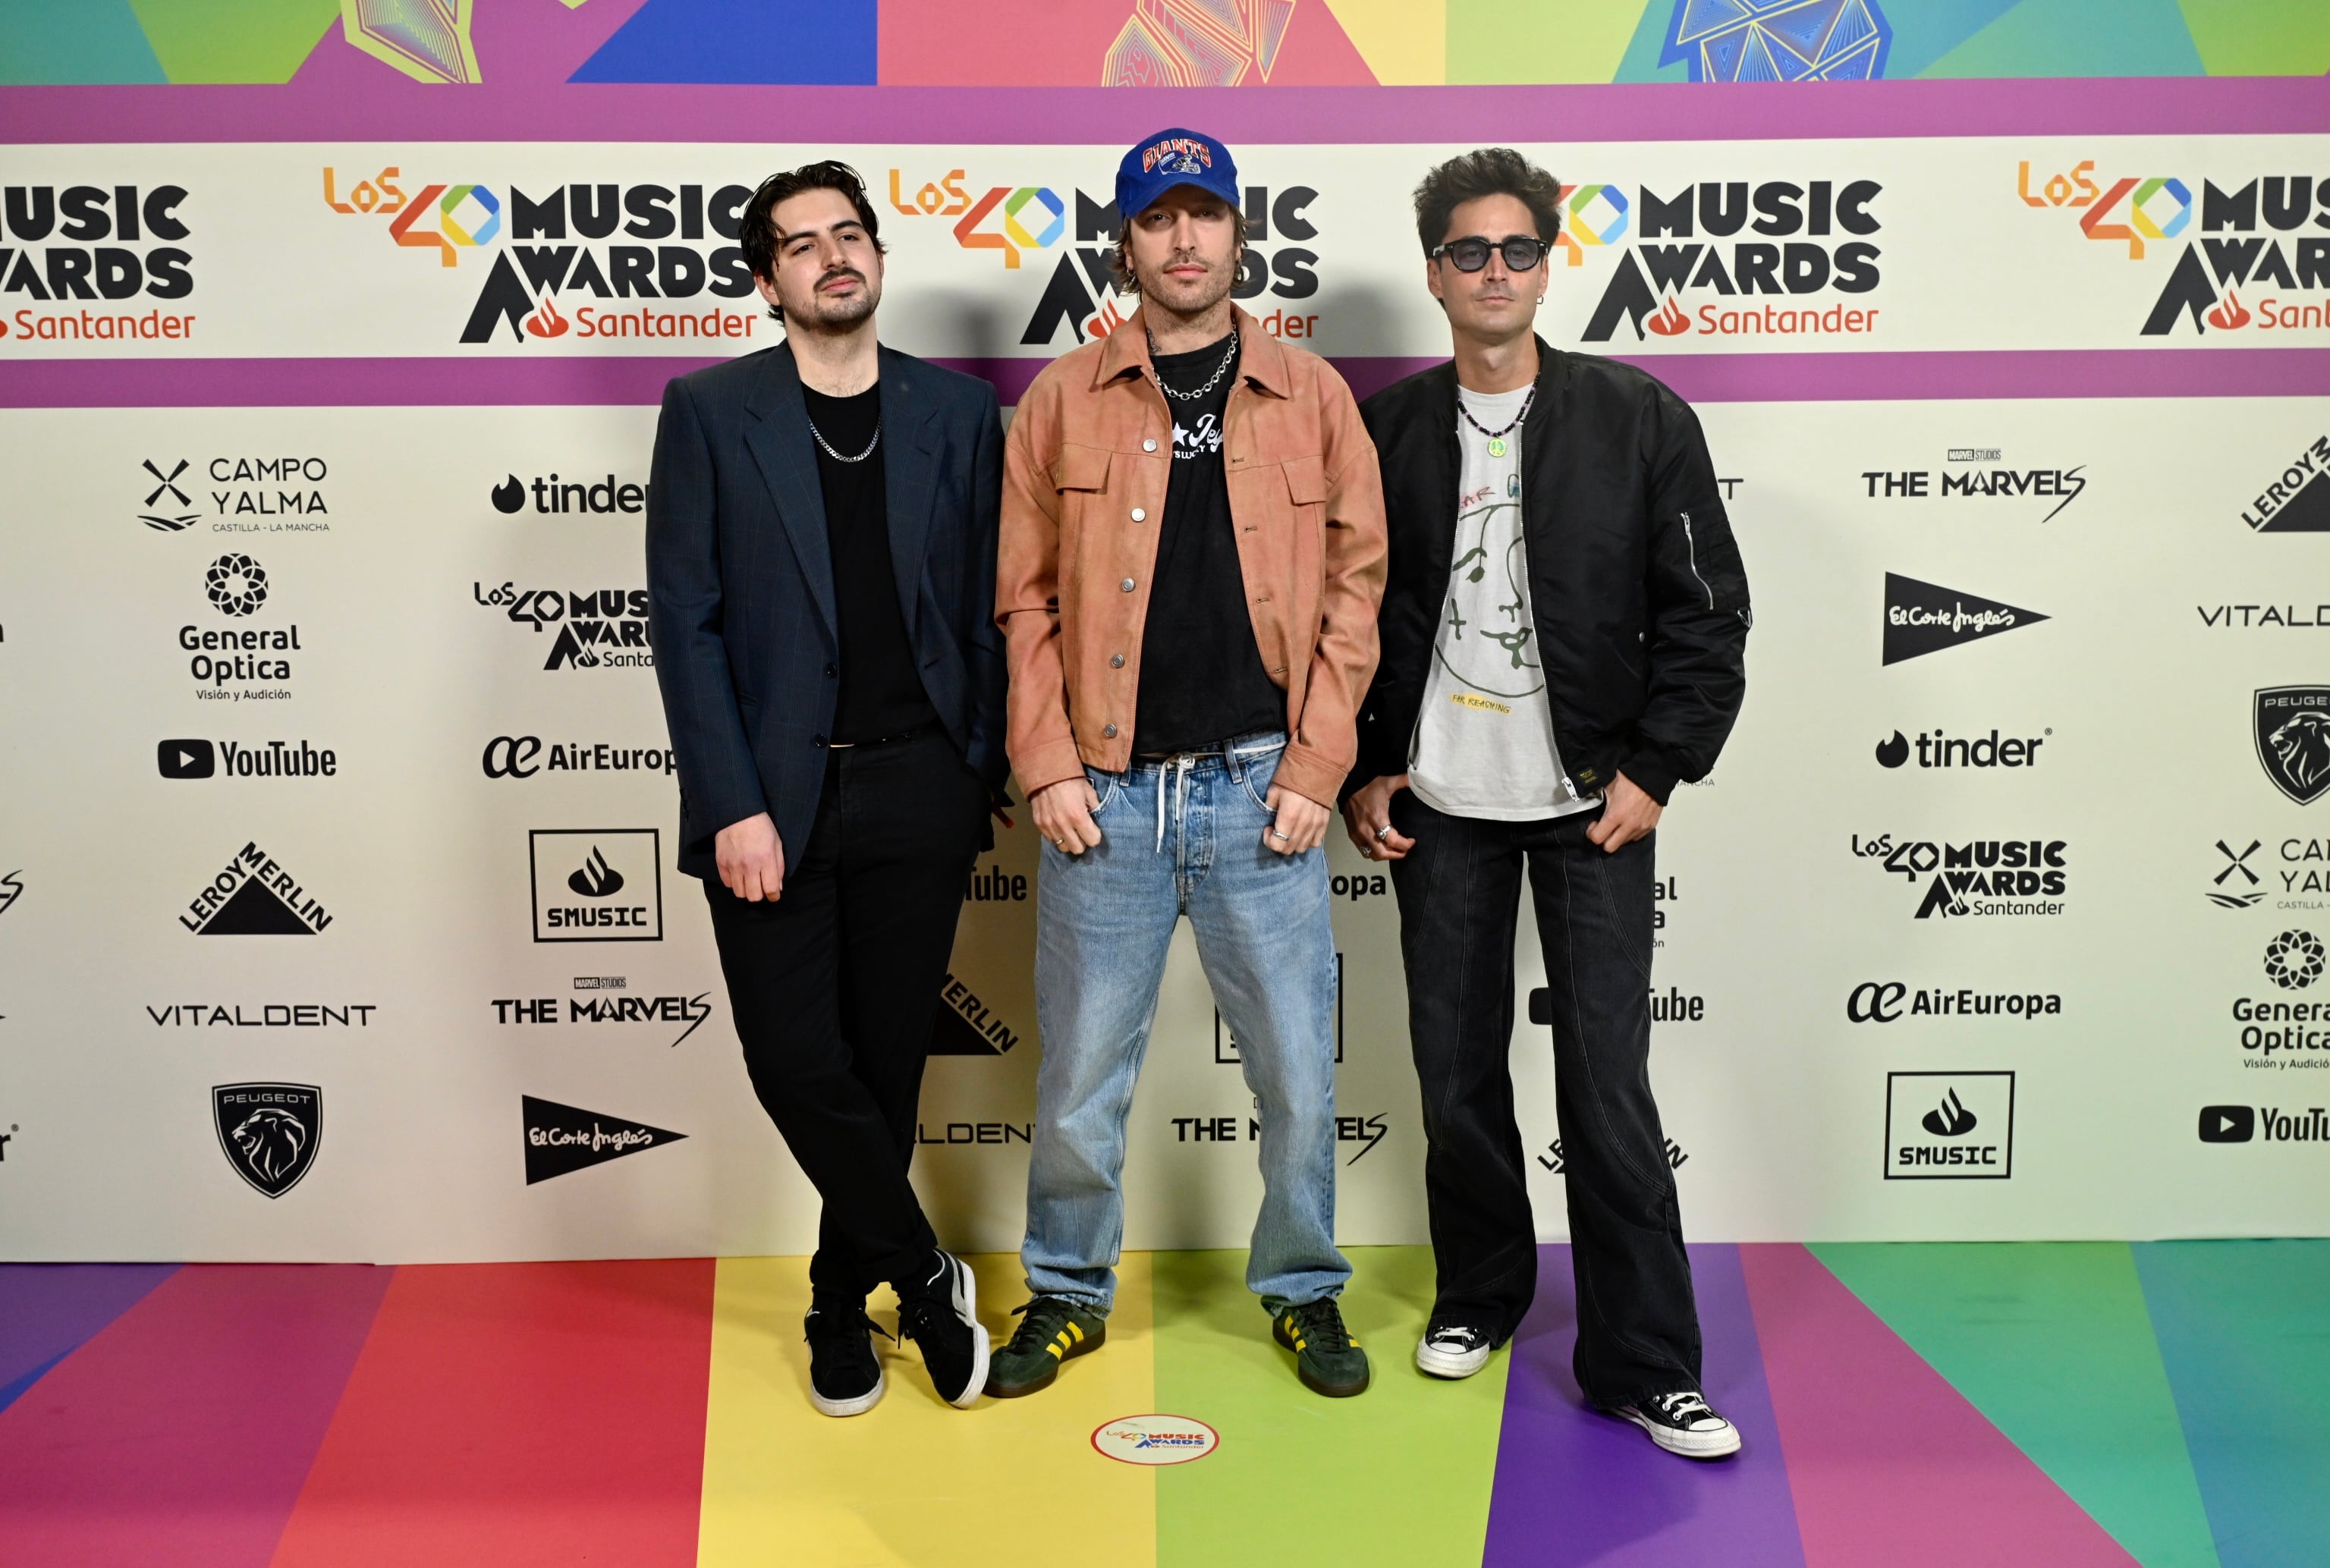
[1174,410,1224,459]
[1438,473,1540,702]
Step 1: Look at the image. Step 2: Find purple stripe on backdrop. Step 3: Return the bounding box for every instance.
[1483,1244,1806,1568]
[5,77,2326,147]
[6,348,2328,410]
[0,1264,392,1568]
[0,1264,179,1414]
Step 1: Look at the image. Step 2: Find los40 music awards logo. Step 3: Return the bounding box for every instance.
[321,164,763,346]
[2017,158,2330,337]
[0,181,198,347]
[883,163,1325,347]
[1575,174,1888,344]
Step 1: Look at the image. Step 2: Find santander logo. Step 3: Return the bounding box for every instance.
[524,294,571,338]
[2207,290,2251,332]
[1646,295,1690,337]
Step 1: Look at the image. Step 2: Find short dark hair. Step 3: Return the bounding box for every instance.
[1110,204,1249,296]
[1413,148,1563,256]
[740,160,887,322]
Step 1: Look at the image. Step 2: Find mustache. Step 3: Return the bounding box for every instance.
[816,266,866,289]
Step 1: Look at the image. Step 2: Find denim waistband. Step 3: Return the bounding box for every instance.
[1121,730,1287,775]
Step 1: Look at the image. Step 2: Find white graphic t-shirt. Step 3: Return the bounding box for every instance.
[1407,384,1599,822]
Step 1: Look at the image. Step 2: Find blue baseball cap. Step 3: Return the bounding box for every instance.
[1115,127,1240,225]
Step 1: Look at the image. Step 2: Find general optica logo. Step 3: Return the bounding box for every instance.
[1091,1414,1219,1465]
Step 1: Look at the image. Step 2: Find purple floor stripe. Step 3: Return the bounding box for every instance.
[0,1264,179,1414]
[1483,1244,1807,1568]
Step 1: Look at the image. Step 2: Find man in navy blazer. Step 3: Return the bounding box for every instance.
[647,162,1006,1417]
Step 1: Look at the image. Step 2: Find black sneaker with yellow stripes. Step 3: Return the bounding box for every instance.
[1270,1297,1371,1398]
[983,1296,1107,1398]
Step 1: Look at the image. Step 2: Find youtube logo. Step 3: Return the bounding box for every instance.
[2198,1105,2256,1144]
[158,738,215,778]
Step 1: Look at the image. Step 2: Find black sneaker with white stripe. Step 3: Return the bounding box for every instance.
[803,1303,888,1418]
[1612,1387,1741,1458]
[1414,1312,1498,1379]
[895,1249,989,1409]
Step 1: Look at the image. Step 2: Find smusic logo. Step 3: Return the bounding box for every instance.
[212,1083,321,1197]
[528,828,662,941]
[2254,687,2330,805]
[1882,573,2048,666]
[179,841,331,935]
[1885,1071,2013,1180]
[522,1095,685,1183]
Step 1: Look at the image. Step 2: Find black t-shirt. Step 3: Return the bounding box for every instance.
[801,382,938,743]
[1134,330,1284,756]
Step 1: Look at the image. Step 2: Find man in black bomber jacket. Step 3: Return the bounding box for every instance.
[1338,149,1751,1460]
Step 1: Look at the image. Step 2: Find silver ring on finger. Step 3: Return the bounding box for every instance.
[1374,824,1391,841]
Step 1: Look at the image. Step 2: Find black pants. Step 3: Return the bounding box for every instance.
[703,730,986,1304]
[1388,790,1703,1408]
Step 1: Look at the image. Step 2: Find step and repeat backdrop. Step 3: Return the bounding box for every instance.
[3,121,2328,1261]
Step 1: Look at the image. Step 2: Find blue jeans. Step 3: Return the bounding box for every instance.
[1022,732,1350,1314]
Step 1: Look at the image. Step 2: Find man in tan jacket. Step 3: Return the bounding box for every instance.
[986,127,1386,1401]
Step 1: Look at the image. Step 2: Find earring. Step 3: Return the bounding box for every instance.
[1536,295,1545,304]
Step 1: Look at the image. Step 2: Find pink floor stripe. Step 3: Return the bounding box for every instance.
[1737,1246,2139,1568]
[0,1265,392,1568]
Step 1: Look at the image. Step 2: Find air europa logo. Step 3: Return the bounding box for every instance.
[322,165,761,346]
[1580,178,1884,344]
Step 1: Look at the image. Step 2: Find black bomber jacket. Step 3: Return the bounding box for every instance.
[1348,340,1751,806]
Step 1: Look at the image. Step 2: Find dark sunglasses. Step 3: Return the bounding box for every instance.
[1429,234,1549,273]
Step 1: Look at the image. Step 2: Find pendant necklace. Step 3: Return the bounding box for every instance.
[1458,382,1535,458]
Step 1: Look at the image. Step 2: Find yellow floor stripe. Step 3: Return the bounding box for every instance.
[697,1252,1156,1568]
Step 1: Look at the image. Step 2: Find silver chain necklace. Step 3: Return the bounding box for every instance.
[807,414,882,463]
[1149,328,1240,402]
[1457,382,1535,458]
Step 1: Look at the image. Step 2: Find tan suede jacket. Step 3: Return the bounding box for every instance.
[998,305,1387,809]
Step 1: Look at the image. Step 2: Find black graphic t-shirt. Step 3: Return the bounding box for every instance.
[801,382,937,743]
[1134,330,1284,756]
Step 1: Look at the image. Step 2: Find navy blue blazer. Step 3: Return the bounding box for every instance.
[646,341,1008,880]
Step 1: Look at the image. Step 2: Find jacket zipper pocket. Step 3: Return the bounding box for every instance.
[1678,510,1715,610]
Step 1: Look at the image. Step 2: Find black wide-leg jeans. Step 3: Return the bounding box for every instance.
[1388,789,1704,1409]
[703,730,987,1305]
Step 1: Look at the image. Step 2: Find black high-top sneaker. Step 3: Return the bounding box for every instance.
[895,1250,990,1409]
[803,1302,888,1418]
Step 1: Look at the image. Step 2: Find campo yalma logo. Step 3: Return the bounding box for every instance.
[140,457,197,530]
[212,1083,321,1197]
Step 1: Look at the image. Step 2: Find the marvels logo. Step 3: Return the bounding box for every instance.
[475,582,654,671]
[2,183,196,345]
[2235,435,2330,533]
[1171,1108,1391,1166]
[888,167,1324,347]
[185,554,303,702]
[481,735,674,779]
[1875,728,2046,769]
[1860,456,2086,523]
[1581,178,1884,343]
[491,989,712,1048]
[528,829,662,942]
[213,1083,320,1198]
[136,456,332,533]
[159,738,337,779]
[180,841,331,936]
[490,472,648,516]
[1885,1071,2012,1180]
[1883,573,2047,666]
[522,1095,685,1184]
[0,869,20,917]
[324,165,763,347]
[2254,687,2330,805]
[1847,982,2061,1023]
[1854,832,2068,919]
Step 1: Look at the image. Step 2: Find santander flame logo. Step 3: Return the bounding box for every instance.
[1646,295,1690,337]
[524,294,571,338]
[2206,290,2250,331]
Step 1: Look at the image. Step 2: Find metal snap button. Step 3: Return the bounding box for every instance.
[1130,507,1147,522]
[1103,723,1118,738]
[1121,577,1136,592]
[1111,653,1126,668]
[1143,438,1158,452]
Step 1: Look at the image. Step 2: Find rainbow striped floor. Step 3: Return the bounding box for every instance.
[0,1242,2322,1566]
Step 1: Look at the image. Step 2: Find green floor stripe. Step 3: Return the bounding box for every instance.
[1810,1242,2220,1568]
[1152,1246,1505,1568]
[2133,1240,2330,1568]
